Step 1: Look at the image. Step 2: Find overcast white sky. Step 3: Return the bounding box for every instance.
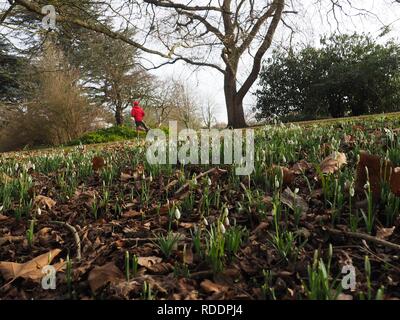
[145,0,400,123]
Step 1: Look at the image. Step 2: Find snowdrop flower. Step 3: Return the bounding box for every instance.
[0,205,3,212]
[275,176,280,189]
[203,218,209,226]
[149,174,153,182]
[37,207,42,216]
[282,155,287,163]
[294,188,299,194]
[207,178,212,186]
[224,216,230,227]
[219,222,226,234]
[142,173,146,180]
[223,207,229,217]
[174,208,181,220]
[15,163,19,171]
[350,185,355,197]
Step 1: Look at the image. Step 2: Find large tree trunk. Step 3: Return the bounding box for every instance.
[224,69,247,128]
[115,103,124,125]
[328,94,345,118]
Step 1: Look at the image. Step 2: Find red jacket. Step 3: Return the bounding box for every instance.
[131,105,145,121]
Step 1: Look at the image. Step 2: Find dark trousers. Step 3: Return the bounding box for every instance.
[135,120,149,132]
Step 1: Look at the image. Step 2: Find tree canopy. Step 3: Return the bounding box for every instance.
[254,34,400,122]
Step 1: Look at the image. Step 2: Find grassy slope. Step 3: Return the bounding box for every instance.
[2,111,400,158]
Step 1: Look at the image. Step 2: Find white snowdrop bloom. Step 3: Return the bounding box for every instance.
[224,216,230,227]
[174,208,181,220]
[219,222,226,234]
[149,174,153,182]
[364,182,370,190]
[350,186,355,197]
[282,155,287,163]
[207,178,212,186]
[223,207,229,217]
[15,163,19,171]
[294,188,299,194]
[203,218,209,226]
[142,173,146,180]
[0,206,3,212]
[275,177,280,189]
[37,208,42,216]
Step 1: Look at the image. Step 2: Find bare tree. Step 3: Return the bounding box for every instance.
[201,98,217,129]
[167,81,201,129]
[143,79,179,127]
[7,0,286,128]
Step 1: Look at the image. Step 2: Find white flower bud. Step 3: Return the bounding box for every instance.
[350,186,355,197]
[223,207,229,217]
[224,216,230,227]
[174,208,181,220]
[275,176,280,189]
[203,218,209,226]
[219,222,226,234]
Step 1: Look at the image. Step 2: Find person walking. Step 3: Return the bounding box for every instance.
[131,101,149,132]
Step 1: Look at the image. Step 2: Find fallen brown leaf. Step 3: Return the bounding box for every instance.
[271,165,295,186]
[122,210,142,219]
[320,152,347,174]
[137,256,163,268]
[0,235,24,246]
[0,249,63,282]
[88,262,124,292]
[120,172,133,182]
[281,187,309,215]
[343,135,356,144]
[376,227,395,240]
[92,156,105,171]
[35,195,56,210]
[292,160,312,174]
[355,151,393,200]
[147,262,174,274]
[200,279,227,294]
